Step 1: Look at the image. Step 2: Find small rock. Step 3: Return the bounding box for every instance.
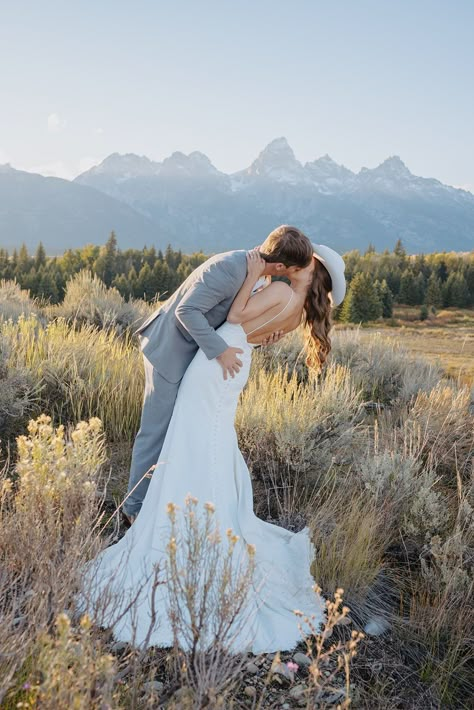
[289,684,306,699]
[111,641,128,653]
[245,661,259,674]
[324,688,346,704]
[272,662,292,680]
[143,680,164,694]
[282,704,290,709]
[244,686,256,698]
[293,652,312,667]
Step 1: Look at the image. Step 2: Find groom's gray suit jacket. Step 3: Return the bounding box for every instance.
[135,249,249,383]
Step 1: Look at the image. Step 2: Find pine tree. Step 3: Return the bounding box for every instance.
[393,238,406,259]
[339,272,382,323]
[113,273,131,299]
[443,272,470,307]
[399,269,419,305]
[436,259,448,283]
[374,278,393,317]
[426,273,443,308]
[38,268,59,302]
[413,271,426,304]
[127,266,139,298]
[94,231,118,286]
[35,241,47,269]
[137,263,155,301]
[17,243,31,274]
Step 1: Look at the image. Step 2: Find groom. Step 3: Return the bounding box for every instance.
[122,225,314,524]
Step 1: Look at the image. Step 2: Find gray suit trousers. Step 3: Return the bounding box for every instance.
[123,355,181,516]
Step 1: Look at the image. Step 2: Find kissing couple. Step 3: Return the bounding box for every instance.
[76,224,347,654]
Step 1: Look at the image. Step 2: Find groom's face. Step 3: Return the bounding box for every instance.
[272,260,314,278]
[267,260,312,277]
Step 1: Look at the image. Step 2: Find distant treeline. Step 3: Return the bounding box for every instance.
[0,231,208,304]
[0,233,473,319]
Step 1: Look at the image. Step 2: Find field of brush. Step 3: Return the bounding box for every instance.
[0,278,473,709]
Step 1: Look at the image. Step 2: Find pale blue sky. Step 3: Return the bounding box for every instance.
[1,0,473,190]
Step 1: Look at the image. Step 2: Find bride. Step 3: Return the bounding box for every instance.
[75,244,346,654]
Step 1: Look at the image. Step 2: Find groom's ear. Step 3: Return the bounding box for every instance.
[273,262,287,274]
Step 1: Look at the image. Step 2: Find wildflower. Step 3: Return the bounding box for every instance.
[204,501,215,513]
[287,661,299,672]
[22,682,31,690]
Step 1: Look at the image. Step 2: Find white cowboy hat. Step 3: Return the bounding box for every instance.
[312,243,347,307]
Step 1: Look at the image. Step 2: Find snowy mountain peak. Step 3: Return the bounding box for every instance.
[376,155,412,177]
[360,155,412,179]
[305,154,355,183]
[84,152,160,179]
[242,136,306,183]
[256,137,298,165]
[161,150,220,177]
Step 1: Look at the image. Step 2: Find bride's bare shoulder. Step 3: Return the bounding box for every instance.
[264,280,293,301]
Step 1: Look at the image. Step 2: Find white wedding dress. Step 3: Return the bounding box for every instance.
[76,306,326,654]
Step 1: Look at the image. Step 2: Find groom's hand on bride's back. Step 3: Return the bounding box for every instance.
[260,330,285,347]
[216,347,244,380]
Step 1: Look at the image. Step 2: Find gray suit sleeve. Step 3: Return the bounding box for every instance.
[175,258,245,360]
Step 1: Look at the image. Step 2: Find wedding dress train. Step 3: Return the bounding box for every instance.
[76,320,326,654]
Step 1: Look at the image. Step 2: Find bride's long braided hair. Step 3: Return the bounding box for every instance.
[303,259,334,373]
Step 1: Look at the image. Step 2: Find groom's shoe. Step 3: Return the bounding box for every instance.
[121,510,137,528]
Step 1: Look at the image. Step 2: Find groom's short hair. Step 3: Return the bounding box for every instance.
[259,225,313,268]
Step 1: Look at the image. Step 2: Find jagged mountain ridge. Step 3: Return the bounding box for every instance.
[0,138,473,254]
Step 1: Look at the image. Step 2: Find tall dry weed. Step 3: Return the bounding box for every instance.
[2,315,143,441]
[0,415,108,704]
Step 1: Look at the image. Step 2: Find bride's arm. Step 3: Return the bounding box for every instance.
[227,251,290,324]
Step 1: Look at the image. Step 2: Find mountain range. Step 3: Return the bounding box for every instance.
[1,137,473,255]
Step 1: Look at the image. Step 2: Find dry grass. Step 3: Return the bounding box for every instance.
[1,315,144,441]
[1,303,473,707]
[0,279,43,322]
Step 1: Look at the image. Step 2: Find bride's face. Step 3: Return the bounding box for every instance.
[290,256,316,288]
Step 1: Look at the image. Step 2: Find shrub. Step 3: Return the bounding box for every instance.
[0,337,36,446]
[165,495,257,706]
[400,381,474,482]
[0,279,41,322]
[51,269,152,333]
[0,415,108,704]
[236,361,365,524]
[1,315,143,441]
[330,327,442,405]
